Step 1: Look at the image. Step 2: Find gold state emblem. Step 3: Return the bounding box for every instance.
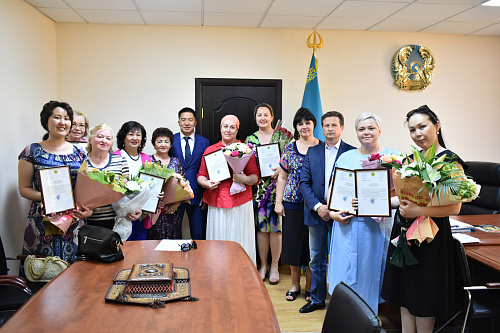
[391,45,435,91]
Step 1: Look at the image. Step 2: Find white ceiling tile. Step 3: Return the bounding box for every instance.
[204,13,263,28]
[389,3,473,20]
[330,1,409,19]
[470,22,500,35]
[204,0,271,14]
[36,7,85,22]
[369,18,441,32]
[447,6,500,22]
[78,10,144,24]
[142,11,201,25]
[65,0,136,10]
[135,0,201,12]
[268,0,343,17]
[260,14,324,29]
[317,16,381,30]
[421,20,495,34]
[24,0,67,8]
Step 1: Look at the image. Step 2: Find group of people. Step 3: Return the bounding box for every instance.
[18,100,463,333]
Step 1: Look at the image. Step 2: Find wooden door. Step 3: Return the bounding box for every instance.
[195,78,282,144]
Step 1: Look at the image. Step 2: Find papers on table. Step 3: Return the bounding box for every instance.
[154,239,192,251]
[204,149,231,183]
[139,173,165,213]
[328,168,391,217]
[38,166,76,214]
[453,233,480,244]
[256,143,280,178]
[449,218,475,233]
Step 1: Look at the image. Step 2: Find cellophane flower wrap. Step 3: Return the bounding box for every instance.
[111,176,152,241]
[384,144,480,267]
[361,153,403,191]
[139,161,194,228]
[223,142,253,195]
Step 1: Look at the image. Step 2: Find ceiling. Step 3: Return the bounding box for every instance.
[24,0,500,36]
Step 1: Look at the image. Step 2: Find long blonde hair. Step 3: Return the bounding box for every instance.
[87,123,114,153]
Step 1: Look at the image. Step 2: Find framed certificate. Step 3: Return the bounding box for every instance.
[204,149,231,183]
[38,166,76,215]
[327,168,356,215]
[355,169,391,217]
[328,168,391,217]
[256,143,280,178]
[139,173,165,213]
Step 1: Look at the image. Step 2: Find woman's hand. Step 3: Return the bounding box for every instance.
[274,202,285,217]
[205,180,220,190]
[233,172,258,186]
[165,202,181,215]
[157,192,166,209]
[270,167,279,180]
[126,210,142,221]
[399,199,421,219]
[352,198,358,211]
[232,172,247,183]
[329,210,353,225]
[72,204,93,219]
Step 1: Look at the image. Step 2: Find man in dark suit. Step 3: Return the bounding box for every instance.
[298,111,356,313]
[169,107,210,240]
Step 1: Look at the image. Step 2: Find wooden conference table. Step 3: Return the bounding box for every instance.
[0,240,280,332]
[452,214,500,271]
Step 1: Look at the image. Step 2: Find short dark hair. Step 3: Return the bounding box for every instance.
[406,105,446,148]
[254,103,274,118]
[178,107,196,119]
[151,127,174,146]
[321,111,344,126]
[116,121,147,152]
[292,107,317,140]
[40,100,74,141]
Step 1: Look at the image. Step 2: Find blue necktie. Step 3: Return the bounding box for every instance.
[184,137,191,163]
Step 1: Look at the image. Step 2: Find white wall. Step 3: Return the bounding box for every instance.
[0,0,57,271]
[56,24,500,162]
[2,4,499,272]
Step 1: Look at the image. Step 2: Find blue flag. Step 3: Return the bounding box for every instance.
[301,52,324,141]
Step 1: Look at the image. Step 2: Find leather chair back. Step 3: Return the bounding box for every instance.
[322,282,382,333]
[460,161,500,215]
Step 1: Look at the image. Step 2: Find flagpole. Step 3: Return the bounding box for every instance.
[302,30,325,141]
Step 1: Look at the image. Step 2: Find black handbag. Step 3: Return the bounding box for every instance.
[77,225,124,263]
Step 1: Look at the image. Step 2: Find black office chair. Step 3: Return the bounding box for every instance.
[460,161,500,215]
[452,238,500,333]
[0,236,32,325]
[322,282,385,333]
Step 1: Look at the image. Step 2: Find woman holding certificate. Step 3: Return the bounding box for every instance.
[147,127,184,240]
[114,121,151,240]
[197,115,260,264]
[18,101,91,265]
[382,106,464,333]
[86,124,130,230]
[327,112,400,314]
[246,103,292,284]
[275,108,319,302]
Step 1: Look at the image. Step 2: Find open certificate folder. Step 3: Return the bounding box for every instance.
[328,168,391,217]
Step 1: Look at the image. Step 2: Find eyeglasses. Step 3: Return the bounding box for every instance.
[179,240,197,252]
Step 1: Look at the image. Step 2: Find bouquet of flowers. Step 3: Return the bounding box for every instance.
[361,153,403,191]
[223,142,253,195]
[273,125,293,153]
[111,175,151,241]
[139,161,194,228]
[385,144,480,267]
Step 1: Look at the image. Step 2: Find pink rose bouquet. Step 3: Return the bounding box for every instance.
[223,142,253,195]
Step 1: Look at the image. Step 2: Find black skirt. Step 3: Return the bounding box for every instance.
[281,207,310,267]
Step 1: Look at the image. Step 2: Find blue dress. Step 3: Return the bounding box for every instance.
[327,147,400,313]
[18,143,87,264]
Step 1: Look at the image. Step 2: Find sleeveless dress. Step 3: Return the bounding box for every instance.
[381,150,467,323]
[18,143,87,264]
[146,156,184,240]
[247,132,290,233]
